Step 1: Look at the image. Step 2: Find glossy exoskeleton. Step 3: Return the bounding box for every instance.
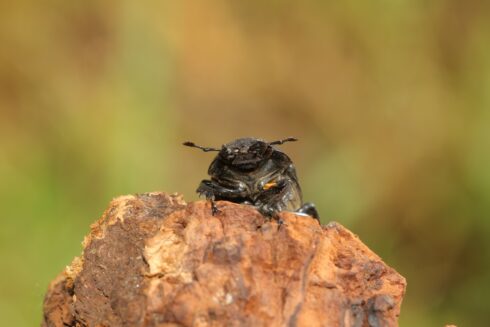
[183,137,319,221]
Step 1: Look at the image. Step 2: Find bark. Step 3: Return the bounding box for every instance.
[42,192,406,327]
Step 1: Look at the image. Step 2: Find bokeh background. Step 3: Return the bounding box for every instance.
[1,1,489,326]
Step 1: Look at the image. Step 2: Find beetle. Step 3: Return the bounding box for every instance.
[183,137,319,221]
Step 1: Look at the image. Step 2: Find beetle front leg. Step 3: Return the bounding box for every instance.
[196,180,221,215]
[196,180,248,215]
[210,199,219,215]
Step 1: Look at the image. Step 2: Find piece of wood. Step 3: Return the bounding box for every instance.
[42,192,406,327]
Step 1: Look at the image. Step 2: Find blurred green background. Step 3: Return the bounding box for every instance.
[1,1,489,326]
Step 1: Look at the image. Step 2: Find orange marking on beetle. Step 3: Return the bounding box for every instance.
[263,181,277,190]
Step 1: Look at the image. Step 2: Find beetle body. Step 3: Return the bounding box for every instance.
[184,137,319,220]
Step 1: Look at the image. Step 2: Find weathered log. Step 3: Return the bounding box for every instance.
[42,192,406,327]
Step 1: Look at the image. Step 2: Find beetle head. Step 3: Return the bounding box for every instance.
[219,137,298,170]
[183,137,297,171]
[219,138,272,170]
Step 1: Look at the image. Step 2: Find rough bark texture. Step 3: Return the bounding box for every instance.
[42,192,406,327]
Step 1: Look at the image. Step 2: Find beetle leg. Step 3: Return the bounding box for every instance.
[197,180,249,215]
[196,180,219,215]
[255,205,285,229]
[255,179,295,216]
[210,199,220,215]
[297,202,320,221]
[276,217,286,230]
[197,180,248,199]
[273,211,287,229]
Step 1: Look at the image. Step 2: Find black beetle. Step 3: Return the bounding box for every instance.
[183,137,319,221]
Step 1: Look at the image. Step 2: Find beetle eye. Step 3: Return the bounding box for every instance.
[250,143,263,152]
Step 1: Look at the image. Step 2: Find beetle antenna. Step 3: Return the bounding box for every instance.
[183,141,220,152]
[269,137,298,146]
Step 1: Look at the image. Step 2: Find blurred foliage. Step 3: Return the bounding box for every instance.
[1,1,489,326]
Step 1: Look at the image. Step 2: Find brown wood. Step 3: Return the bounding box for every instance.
[42,192,406,327]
